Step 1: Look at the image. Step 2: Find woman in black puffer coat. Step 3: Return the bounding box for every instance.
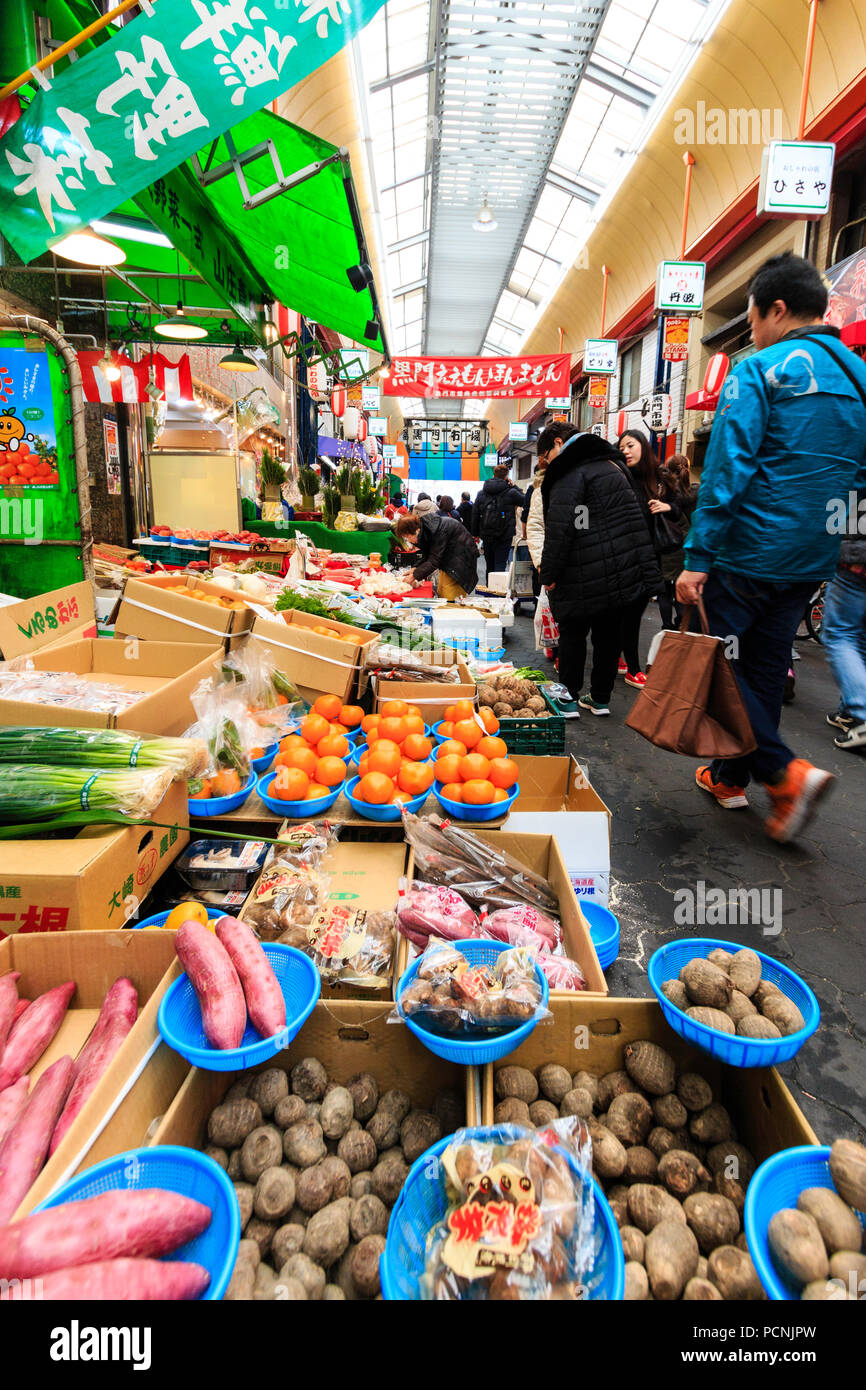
[394,511,479,598]
[538,425,660,715]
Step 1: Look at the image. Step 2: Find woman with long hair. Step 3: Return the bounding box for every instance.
[616,429,662,684]
[655,453,699,628]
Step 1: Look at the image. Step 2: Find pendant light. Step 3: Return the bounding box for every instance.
[155,302,208,341]
[51,225,126,266]
[220,344,258,372]
[99,346,122,382]
[472,196,497,233]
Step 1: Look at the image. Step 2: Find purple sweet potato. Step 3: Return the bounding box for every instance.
[49,978,138,1156]
[175,920,246,1050]
[215,916,285,1039]
[0,972,21,1059]
[0,1256,210,1300]
[0,982,75,1091]
[0,1055,74,1222]
[0,1188,211,1279]
[0,1077,29,1144]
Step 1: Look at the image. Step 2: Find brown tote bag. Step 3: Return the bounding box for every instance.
[625,600,757,758]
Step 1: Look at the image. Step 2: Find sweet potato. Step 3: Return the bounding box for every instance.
[11,999,30,1026]
[0,1055,74,1222]
[0,1076,29,1144]
[175,919,246,1050]
[215,916,286,1039]
[0,1256,210,1301]
[828,1138,866,1212]
[49,978,139,1156]
[0,981,75,1091]
[0,971,20,1056]
[0,1188,212,1279]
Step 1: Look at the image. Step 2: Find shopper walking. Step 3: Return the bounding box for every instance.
[524,456,548,602]
[437,494,461,521]
[617,429,663,685]
[471,464,526,579]
[537,424,660,715]
[654,453,698,629]
[823,482,866,751]
[413,493,437,518]
[394,511,478,600]
[677,252,866,842]
[457,491,474,528]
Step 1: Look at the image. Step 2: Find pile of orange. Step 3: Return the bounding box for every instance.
[268,693,364,802]
[432,700,518,807]
[349,699,435,807]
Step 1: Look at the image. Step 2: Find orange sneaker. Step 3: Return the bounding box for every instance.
[695,766,749,809]
[763,759,834,844]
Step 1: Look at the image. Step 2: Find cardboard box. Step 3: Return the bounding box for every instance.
[373,658,475,724]
[249,608,377,704]
[502,756,612,905]
[0,582,97,659]
[5,930,189,1218]
[0,638,221,733]
[241,838,407,1000]
[150,1000,481,1157]
[480,997,819,1157]
[0,781,189,936]
[114,575,254,652]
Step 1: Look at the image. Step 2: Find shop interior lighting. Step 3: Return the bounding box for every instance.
[51,226,126,266]
[472,197,497,233]
[100,346,122,382]
[219,344,259,372]
[154,302,208,341]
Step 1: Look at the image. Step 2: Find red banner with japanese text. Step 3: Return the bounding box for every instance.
[382,354,571,400]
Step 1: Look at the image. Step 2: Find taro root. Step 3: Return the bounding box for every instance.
[623,1040,676,1097]
[291,1057,328,1101]
[681,959,733,1010]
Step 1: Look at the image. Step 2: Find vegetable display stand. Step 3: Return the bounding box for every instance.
[488,692,566,756]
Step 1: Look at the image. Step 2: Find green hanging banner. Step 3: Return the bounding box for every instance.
[0,0,387,264]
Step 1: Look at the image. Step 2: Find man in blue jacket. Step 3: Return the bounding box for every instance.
[678,253,866,843]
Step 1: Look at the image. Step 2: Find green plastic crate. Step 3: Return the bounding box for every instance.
[489,690,566,754]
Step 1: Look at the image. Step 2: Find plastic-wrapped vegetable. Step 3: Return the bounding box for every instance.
[279,904,398,990]
[536,955,586,992]
[395,938,549,1037]
[268,819,341,870]
[482,905,562,953]
[240,863,330,943]
[396,882,481,950]
[218,641,307,731]
[0,727,207,778]
[0,766,173,823]
[401,813,558,914]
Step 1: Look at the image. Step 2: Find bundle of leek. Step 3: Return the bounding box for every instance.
[0,728,207,778]
[0,765,173,822]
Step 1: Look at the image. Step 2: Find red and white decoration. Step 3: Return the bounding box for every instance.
[685,352,731,413]
[78,350,193,404]
[330,386,347,418]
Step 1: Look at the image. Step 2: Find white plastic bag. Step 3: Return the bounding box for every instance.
[534,587,560,651]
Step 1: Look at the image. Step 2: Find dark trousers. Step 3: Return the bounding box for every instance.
[620,593,650,674]
[702,569,816,787]
[658,581,680,630]
[557,608,625,704]
[483,538,512,579]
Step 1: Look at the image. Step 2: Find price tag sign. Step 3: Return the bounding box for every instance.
[584,339,618,374]
[367,417,388,435]
[655,261,706,313]
[757,141,835,219]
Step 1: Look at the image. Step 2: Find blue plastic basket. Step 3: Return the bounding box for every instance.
[251,743,279,774]
[188,772,256,818]
[745,1146,866,1300]
[396,937,549,1065]
[132,906,225,930]
[581,900,620,972]
[257,770,343,817]
[380,1125,624,1301]
[32,1147,239,1301]
[647,938,820,1067]
[158,941,320,1071]
[443,634,506,660]
[345,774,430,822]
[432,783,519,821]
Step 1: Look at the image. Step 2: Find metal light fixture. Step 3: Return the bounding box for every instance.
[51,225,126,266]
[472,196,498,233]
[219,344,258,373]
[100,345,122,383]
[155,302,208,341]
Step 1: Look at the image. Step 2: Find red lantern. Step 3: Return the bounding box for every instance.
[357,415,368,442]
[703,352,730,396]
[330,387,346,418]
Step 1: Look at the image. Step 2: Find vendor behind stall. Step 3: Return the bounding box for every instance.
[393,512,479,599]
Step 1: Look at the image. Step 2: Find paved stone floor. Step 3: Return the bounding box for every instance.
[505,605,865,1142]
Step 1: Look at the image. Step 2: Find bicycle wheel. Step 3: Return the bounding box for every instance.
[805,585,825,643]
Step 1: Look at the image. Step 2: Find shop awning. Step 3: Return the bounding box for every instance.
[841,321,866,348]
[685,388,721,412]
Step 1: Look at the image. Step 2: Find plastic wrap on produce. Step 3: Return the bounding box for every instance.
[402,812,558,913]
[0,764,173,821]
[217,641,307,730]
[268,819,341,870]
[394,938,550,1036]
[396,881,481,949]
[0,664,146,715]
[0,726,207,778]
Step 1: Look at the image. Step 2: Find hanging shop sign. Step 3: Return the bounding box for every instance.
[663,316,691,362]
[382,443,397,459]
[583,339,617,374]
[590,423,605,438]
[448,426,462,450]
[588,376,609,409]
[367,416,388,435]
[509,421,529,442]
[0,347,59,489]
[0,0,389,263]
[382,353,570,399]
[430,425,442,449]
[307,359,330,402]
[545,395,571,410]
[103,414,121,496]
[339,348,370,381]
[654,261,705,313]
[757,141,835,220]
[641,392,673,433]
[362,385,380,411]
[410,425,424,451]
[78,350,193,404]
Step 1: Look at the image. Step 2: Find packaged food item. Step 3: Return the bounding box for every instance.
[0,666,147,714]
[175,839,269,893]
[395,938,549,1036]
[417,1127,595,1300]
[240,863,330,942]
[280,904,398,990]
[269,819,341,870]
[482,905,562,953]
[402,812,558,914]
[396,882,481,950]
[536,955,586,992]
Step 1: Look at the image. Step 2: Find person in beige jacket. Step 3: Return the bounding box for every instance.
[524,463,547,570]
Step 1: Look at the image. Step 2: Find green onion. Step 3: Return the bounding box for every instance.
[0,727,207,777]
[0,765,174,822]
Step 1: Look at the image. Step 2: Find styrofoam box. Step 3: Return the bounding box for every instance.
[505,810,611,907]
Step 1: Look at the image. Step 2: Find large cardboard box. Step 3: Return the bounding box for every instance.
[0,638,221,733]
[0,581,97,659]
[249,608,377,704]
[503,756,612,905]
[372,657,476,724]
[5,930,189,1218]
[151,1000,480,1156]
[114,575,254,652]
[480,997,819,1155]
[0,781,188,937]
